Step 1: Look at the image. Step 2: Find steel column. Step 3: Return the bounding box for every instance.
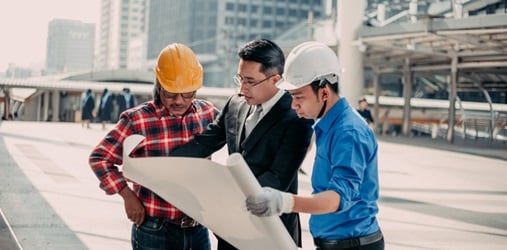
[446,54,459,143]
[402,58,412,136]
[337,0,364,103]
[2,88,10,120]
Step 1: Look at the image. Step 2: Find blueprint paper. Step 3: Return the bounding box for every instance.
[122,134,297,250]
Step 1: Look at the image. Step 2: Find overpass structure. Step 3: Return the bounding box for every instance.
[0,70,235,123]
[1,68,505,142]
[357,2,507,143]
[273,0,507,143]
[1,0,506,143]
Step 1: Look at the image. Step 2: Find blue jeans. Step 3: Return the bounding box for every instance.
[131,217,210,250]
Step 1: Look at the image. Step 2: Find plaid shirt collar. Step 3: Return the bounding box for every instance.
[154,101,198,119]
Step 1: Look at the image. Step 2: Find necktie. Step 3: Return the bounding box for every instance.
[244,105,263,138]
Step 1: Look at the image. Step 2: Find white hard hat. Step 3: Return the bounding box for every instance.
[277,41,341,90]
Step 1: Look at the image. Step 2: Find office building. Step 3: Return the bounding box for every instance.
[95,0,147,70]
[147,0,326,57]
[46,19,95,74]
[146,0,326,86]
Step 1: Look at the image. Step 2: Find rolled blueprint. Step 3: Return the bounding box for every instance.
[123,135,297,250]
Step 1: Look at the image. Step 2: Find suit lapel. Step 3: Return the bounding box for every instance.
[236,101,252,151]
[241,92,291,152]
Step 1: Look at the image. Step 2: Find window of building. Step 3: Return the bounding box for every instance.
[263,6,273,14]
[250,19,258,27]
[262,20,272,28]
[226,2,234,11]
[299,10,308,18]
[276,8,285,15]
[251,5,259,13]
[225,16,234,25]
[238,4,247,12]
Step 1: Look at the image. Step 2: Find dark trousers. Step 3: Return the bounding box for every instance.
[315,238,384,250]
[131,217,210,250]
[314,231,384,250]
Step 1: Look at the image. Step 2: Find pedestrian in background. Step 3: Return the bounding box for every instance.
[97,88,114,130]
[357,97,375,131]
[117,87,136,115]
[89,43,218,250]
[246,41,384,250]
[81,89,95,128]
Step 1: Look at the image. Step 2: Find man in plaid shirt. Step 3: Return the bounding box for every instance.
[89,43,219,250]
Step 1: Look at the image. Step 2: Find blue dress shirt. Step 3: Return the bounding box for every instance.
[310,97,380,240]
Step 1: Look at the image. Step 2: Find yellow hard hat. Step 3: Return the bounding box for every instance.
[154,43,203,93]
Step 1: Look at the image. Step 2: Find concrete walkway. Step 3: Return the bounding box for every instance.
[0,121,506,250]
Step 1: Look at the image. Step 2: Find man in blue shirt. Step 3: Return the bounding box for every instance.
[246,41,384,250]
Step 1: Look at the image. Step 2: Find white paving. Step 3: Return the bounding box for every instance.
[0,121,506,250]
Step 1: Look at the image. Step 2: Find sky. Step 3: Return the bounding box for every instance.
[0,0,334,74]
[0,0,100,72]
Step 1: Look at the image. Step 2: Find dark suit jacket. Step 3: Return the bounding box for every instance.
[171,92,314,246]
[98,93,114,122]
[117,93,135,114]
[81,95,95,120]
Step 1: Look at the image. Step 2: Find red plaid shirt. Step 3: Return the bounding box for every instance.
[89,99,218,219]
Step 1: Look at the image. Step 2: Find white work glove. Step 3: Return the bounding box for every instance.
[246,187,294,217]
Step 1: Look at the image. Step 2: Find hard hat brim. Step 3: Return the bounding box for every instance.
[276,79,305,91]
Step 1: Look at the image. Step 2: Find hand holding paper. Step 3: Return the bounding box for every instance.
[246,187,294,217]
[122,135,297,250]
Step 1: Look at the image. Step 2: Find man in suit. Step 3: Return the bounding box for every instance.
[117,87,136,115]
[170,39,314,249]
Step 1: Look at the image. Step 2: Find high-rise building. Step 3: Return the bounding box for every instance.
[147,0,326,58]
[146,0,326,86]
[95,0,147,70]
[46,19,95,74]
[147,0,219,59]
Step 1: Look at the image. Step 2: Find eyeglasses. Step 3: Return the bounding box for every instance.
[233,74,274,88]
[160,88,196,99]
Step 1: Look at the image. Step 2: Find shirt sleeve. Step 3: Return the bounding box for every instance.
[327,129,370,211]
[89,114,133,195]
[170,100,227,157]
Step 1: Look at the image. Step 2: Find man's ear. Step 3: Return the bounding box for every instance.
[321,87,329,101]
[271,74,282,83]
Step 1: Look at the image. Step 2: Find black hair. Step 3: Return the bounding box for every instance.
[238,39,284,76]
[153,79,162,105]
[86,89,92,95]
[310,79,339,95]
